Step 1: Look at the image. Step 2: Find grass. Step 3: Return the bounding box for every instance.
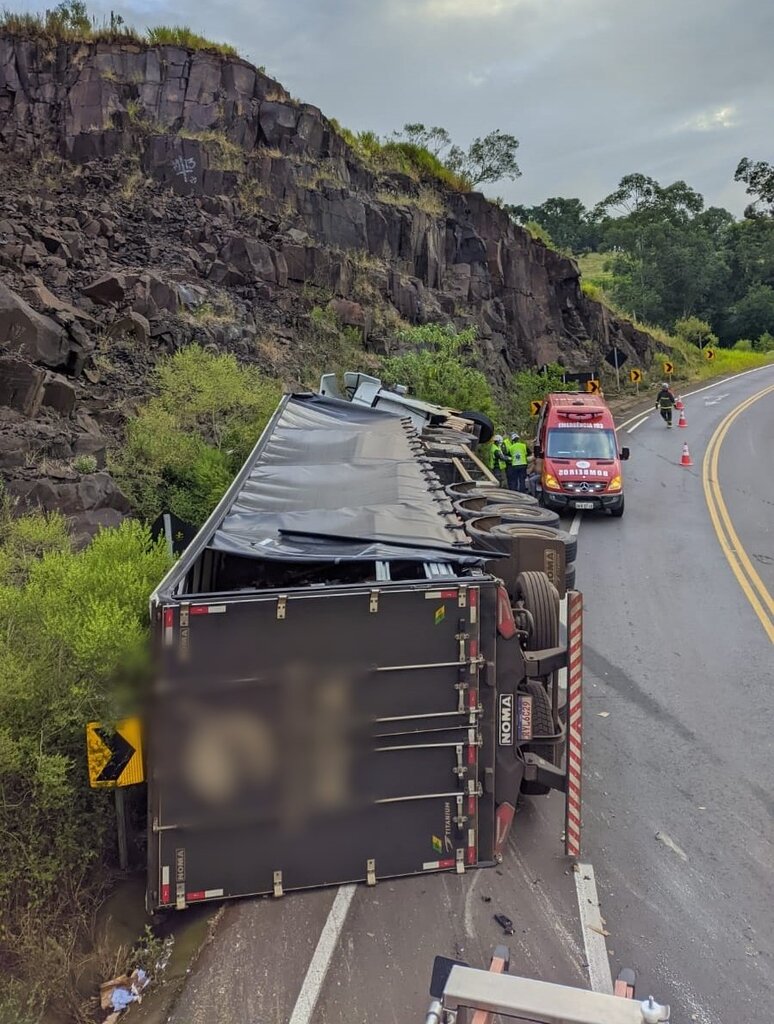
[328,121,471,193]
[178,129,244,171]
[238,178,268,215]
[375,188,445,218]
[0,9,238,55]
[183,294,237,327]
[146,24,237,56]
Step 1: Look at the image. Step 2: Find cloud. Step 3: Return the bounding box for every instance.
[418,0,530,18]
[680,106,739,133]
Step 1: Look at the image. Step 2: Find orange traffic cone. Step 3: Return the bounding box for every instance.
[678,407,687,428]
[680,443,693,467]
[675,396,684,410]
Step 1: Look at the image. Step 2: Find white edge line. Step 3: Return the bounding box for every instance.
[574,863,614,995]
[287,884,357,1024]
[616,362,774,432]
[569,511,583,536]
[626,416,649,434]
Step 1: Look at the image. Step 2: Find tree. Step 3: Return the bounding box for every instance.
[735,158,774,218]
[49,0,91,32]
[393,123,452,157]
[446,130,521,188]
[381,324,495,416]
[502,364,576,436]
[728,284,774,340]
[506,196,601,253]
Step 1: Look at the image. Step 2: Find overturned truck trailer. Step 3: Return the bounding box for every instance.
[147,394,582,911]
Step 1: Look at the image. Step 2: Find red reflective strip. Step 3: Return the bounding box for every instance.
[160,884,170,904]
[469,588,478,608]
[565,590,583,858]
[163,607,174,628]
[467,846,476,865]
[469,639,478,659]
[186,891,206,902]
[438,858,455,869]
[468,689,477,710]
[467,744,476,765]
[439,589,458,599]
[468,795,475,815]
[190,605,209,615]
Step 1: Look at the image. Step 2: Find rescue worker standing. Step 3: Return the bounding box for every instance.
[492,434,509,486]
[506,432,529,492]
[655,382,676,427]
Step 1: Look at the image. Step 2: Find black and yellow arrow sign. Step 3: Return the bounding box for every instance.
[705,348,716,361]
[86,718,143,788]
[629,368,643,384]
[663,361,674,375]
[529,400,543,417]
[585,379,601,394]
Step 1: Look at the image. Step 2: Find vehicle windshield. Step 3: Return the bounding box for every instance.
[546,428,617,460]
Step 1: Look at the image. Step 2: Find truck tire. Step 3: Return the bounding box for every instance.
[454,496,538,520]
[492,523,578,563]
[514,571,559,650]
[460,410,495,444]
[466,516,510,554]
[521,681,555,796]
[610,497,625,518]
[446,482,479,499]
[565,561,576,591]
[485,504,560,528]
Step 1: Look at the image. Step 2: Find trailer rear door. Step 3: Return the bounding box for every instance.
[149,580,496,909]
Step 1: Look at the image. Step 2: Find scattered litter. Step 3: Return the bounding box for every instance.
[494,913,514,936]
[588,924,610,937]
[481,895,492,903]
[597,711,610,718]
[100,968,150,1016]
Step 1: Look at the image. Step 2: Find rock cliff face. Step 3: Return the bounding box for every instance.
[0,34,656,536]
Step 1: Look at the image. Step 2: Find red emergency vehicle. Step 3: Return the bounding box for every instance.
[534,393,630,517]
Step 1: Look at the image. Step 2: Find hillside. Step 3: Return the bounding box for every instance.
[0,32,656,536]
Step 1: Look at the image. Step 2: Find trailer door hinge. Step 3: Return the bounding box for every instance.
[366,858,376,886]
[458,588,467,609]
[276,596,287,621]
[369,590,379,614]
[273,870,284,897]
[455,848,465,874]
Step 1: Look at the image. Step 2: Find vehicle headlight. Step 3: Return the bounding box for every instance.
[543,473,561,491]
[607,476,622,492]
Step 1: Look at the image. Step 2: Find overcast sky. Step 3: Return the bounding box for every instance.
[37,0,774,214]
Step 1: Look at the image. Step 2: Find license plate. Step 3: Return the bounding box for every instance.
[574,501,594,510]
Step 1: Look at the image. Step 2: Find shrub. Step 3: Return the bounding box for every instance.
[112,345,281,525]
[673,316,718,349]
[503,364,576,436]
[382,324,495,416]
[73,454,98,474]
[0,497,172,1017]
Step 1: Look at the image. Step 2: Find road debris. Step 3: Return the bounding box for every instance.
[494,913,514,935]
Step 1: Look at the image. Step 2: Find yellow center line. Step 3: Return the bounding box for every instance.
[702,383,774,644]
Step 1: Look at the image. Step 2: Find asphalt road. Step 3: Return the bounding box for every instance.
[580,365,774,1024]
[166,364,774,1024]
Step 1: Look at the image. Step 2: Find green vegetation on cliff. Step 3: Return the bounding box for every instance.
[0,0,237,55]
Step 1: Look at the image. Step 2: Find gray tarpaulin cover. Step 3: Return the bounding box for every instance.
[204,394,480,564]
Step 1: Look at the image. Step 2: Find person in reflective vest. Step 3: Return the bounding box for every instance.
[506,432,528,492]
[492,434,509,485]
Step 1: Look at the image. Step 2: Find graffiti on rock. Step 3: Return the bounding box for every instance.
[172,156,197,185]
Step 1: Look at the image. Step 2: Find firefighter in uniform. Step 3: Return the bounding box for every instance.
[655,382,676,427]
